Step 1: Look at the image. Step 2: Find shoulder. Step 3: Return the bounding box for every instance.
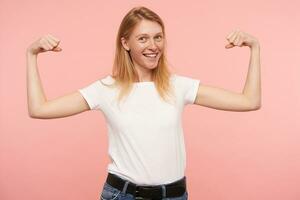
[98,74,115,85]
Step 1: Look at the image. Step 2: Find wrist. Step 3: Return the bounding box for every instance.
[26,50,38,57]
[250,43,260,51]
[250,39,260,49]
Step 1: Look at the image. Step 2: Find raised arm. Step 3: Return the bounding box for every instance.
[26,34,90,119]
[194,29,261,112]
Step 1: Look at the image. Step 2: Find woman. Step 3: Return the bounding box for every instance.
[26,6,261,200]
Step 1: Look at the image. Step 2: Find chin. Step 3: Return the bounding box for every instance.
[146,64,158,70]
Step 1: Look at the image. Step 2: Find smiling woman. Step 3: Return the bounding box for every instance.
[110,7,175,106]
[26,5,193,200]
[79,6,193,200]
[121,20,164,71]
[26,4,261,200]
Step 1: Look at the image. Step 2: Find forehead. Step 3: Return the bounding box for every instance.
[131,20,162,36]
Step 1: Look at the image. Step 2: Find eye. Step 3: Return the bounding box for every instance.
[138,37,147,41]
[155,35,163,41]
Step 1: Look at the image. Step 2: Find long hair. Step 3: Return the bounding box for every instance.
[102,6,175,105]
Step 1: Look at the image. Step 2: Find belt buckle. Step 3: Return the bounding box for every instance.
[135,186,153,200]
[135,186,161,200]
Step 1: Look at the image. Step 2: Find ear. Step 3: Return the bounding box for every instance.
[121,37,130,51]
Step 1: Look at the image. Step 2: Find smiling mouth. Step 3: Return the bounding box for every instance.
[143,53,159,58]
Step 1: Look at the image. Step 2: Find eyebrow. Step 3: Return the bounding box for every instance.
[135,32,163,38]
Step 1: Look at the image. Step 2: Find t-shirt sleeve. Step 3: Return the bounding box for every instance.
[78,80,104,110]
[175,74,201,105]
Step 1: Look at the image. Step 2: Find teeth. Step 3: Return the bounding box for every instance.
[144,53,157,57]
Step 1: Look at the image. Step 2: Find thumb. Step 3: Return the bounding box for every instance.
[225,43,234,49]
[53,46,62,51]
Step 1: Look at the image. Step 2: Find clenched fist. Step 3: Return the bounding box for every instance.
[27,34,62,55]
[225,29,259,49]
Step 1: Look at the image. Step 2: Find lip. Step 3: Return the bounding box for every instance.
[143,53,159,60]
[143,51,159,54]
[143,52,159,57]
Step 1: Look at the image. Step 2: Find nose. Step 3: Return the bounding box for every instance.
[148,39,158,50]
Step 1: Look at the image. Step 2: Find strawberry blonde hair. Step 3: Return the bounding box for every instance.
[101,6,175,105]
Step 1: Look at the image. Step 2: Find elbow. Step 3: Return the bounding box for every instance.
[252,104,261,110]
[251,102,261,110]
[245,96,261,111]
[28,107,42,118]
[28,104,39,118]
[28,108,36,118]
[29,110,38,118]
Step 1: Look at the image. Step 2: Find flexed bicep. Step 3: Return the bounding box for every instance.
[30,91,90,119]
[194,84,259,111]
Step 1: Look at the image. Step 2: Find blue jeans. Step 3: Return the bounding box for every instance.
[100,177,188,200]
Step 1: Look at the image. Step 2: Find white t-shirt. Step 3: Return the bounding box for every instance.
[78,74,200,185]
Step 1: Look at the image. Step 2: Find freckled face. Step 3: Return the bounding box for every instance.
[122,20,165,70]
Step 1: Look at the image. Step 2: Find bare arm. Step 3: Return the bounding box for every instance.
[194,29,261,111]
[242,45,261,107]
[26,52,47,116]
[194,84,256,111]
[26,34,90,119]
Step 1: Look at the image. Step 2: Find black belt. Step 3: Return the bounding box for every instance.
[105,173,187,199]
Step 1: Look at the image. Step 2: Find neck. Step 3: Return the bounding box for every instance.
[134,65,153,82]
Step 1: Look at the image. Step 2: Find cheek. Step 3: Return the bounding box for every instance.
[130,50,145,62]
[158,42,165,50]
[131,44,144,54]
[130,45,145,57]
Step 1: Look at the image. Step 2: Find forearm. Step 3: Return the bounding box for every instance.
[242,44,261,108]
[26,51,47,116]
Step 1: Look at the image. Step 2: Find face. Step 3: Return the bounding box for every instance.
[121,20,164,71]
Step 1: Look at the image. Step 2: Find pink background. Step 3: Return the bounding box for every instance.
[1,0,300,200]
